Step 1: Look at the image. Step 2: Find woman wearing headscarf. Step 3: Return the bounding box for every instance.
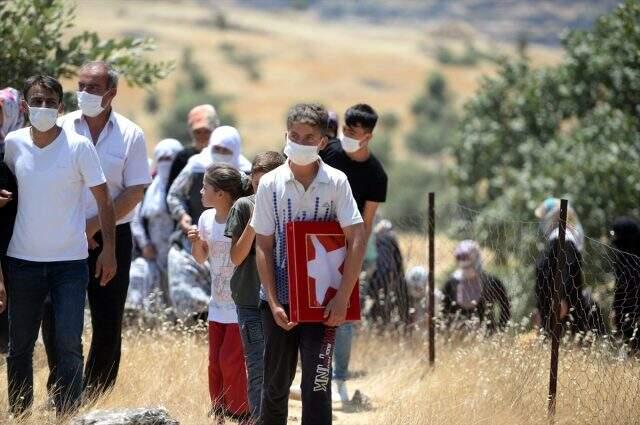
[0,88,25,157]
[610,216,640,352]
[533,199,605,336]
[127,139,184,314]
[442,240,510,333]
[166,126,250,320]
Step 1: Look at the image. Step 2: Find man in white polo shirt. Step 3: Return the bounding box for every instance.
[41,61,151,398]
[2,75,116,416]
[251,103,366,425]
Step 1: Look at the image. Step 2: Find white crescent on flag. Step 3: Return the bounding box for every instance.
[307,235,346,305]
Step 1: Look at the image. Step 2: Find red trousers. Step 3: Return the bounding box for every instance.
[208,321,249,416]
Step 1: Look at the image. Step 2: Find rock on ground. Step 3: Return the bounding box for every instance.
[71,407,179,425]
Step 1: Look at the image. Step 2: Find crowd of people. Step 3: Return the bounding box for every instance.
[0,60,639,425]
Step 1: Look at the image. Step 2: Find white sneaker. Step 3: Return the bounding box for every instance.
[334,379,349,404]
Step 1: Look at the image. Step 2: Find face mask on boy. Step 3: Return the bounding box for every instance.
[339,135,361,153]
[284,137,319,166]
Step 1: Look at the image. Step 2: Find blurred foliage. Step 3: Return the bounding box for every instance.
[218,42,262,82]
[0,0,173,91]
[452,0,640,272]
[159,48,235,144]
[406,72,458,155]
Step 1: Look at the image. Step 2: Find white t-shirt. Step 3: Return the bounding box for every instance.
[60,110,152,225]
[4,127,106,261]
[198,209,237,323]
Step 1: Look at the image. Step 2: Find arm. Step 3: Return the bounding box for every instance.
[256,233,295,330]
[86,185,145,237]
[362,201,379,240]
[230,225,255,266]
[0,264,6,314]
[166,167,194,233]
[190,229,209,264]
[89,183,117,286]
[324,222,366,326]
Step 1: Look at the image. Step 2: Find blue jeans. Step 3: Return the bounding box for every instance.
[237,306,264,420]
[333,323,353,381]
[5,257,88,415]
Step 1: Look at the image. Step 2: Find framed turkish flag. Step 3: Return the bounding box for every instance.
[286,221,361,323]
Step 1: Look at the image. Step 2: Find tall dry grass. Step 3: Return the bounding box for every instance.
[1,324,638,424]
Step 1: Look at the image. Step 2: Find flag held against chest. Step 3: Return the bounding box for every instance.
[287,221,361,323]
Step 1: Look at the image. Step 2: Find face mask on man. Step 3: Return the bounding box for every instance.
[340,135,361,153]
[77,91,106,117]
[284,137,319,166]
[29,107,58,132]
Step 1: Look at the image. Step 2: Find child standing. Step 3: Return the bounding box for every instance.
[251,103,367,425]
[224,151,286,421]
[189,164,251,422]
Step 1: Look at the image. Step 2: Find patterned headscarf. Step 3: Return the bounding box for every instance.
[0,88,25,145]
[535,197,585,251]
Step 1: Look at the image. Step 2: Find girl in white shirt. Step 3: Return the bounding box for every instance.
[188,163,251,421]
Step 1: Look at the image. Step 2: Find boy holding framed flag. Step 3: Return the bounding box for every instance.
[251,103,366,425]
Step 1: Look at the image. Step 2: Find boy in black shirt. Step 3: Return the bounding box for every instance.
[319,103,388,405]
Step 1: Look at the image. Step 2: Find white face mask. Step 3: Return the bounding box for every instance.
[77,91,106,117]
[29,107,58,132]
[211,152,234,165]
[340,135,361,153]
[284,138,319,166]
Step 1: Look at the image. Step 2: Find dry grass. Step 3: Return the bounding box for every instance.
[1,326,639,424]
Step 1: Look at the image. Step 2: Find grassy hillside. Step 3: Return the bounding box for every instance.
[69,0,560,158]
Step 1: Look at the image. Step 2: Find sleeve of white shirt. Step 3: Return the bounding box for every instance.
[250,179,276,236]
[198,209,211,241]
[76,139,107,188]
[335,174,364,229]
[123,129,152,187]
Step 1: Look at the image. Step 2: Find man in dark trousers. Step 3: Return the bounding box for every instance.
[42,61,151,398]
[319,103,388,406]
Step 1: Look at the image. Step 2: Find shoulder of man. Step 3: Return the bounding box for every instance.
[259,164,286,188]
[4,127,30,145]
[110,111,144,138]
[320,160,350,185]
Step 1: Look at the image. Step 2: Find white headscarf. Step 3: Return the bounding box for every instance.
[140,138,184,218]
[186,126,251,174]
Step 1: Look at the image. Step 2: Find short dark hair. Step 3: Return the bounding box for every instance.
[252,151,285,175]
[286,103,329,135]
[23,75,63,103]
[345,103,378,132]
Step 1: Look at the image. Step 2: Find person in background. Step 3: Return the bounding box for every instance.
[224,151,285,421]
[319,103,388,406]
[610,216,640,352]
[189,164,251,422]
[442,240,510,333]
[533,199,605,337]
[42,61,151,398]
[167,104,220,190]
[128,138,184,315]
[405,265,442,328]
[0,87,24,354]
[3,75,116,415]
[167,126,250,320]
[365,219,410,330]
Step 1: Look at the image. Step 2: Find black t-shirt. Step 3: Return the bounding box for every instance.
[319,139,388,213]
[0,162,18,256]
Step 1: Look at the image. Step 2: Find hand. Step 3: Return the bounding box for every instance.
[187,225,200,243]
[0,281,6,314]
[0,189,13,208]
[323,294,349,327]
[142,244,157,260]
[86,217,100,239]
[270,303,296,331]
[95,248,117,287]
[179,214,193,234]
[87,236,100,250]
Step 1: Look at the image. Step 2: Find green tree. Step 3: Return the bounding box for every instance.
[453,0,640,265]
[0,0,173,90]
[406,71,458,155]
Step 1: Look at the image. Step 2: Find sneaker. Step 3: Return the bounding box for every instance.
[334,379,349,404]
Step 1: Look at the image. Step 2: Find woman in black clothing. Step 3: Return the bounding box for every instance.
[441,240,511,333]
[0,160,17,353]
[610,216,640,351]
